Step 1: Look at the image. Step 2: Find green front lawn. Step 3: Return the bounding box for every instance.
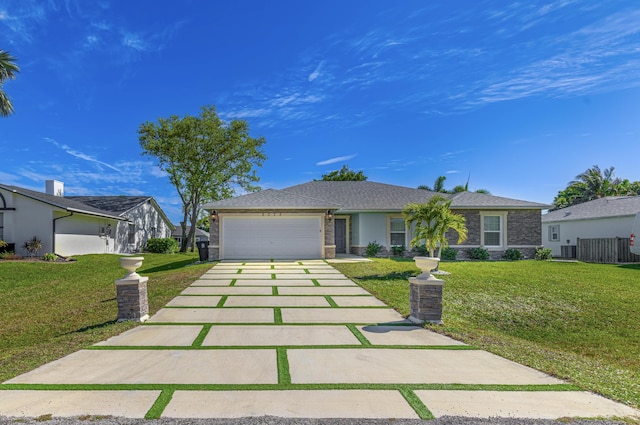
[333,259,640,409]
[0,253,213,383]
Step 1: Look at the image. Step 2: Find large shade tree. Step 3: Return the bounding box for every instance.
[0,50,19,117]
[402,195,468,258]
[139,105,266,252]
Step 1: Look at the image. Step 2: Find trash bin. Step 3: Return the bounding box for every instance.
[196,241,209,262]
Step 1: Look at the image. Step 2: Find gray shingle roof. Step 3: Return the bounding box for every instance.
[203,181,549,211]
[66,196,151,215]
[542,196,640,222]
[172,226,210,238]
[0,184,125,220]
[204,189,340,210]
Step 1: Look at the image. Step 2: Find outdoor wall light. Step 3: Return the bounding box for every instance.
[327,210,333,220]
[210,210,218,221]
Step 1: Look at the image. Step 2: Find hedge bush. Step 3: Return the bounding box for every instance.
[467,247,489,260]
[146,238,178,254]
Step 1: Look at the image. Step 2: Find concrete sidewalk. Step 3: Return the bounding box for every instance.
[1,260,638,420]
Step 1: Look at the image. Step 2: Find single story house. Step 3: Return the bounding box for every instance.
[172,225,210,248]
[542,196,640,261]
[0,180,174,257]
[203,181,549,261]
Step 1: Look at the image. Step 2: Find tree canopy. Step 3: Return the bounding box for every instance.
[552,165,640,210]
[138,105,266,251]
[418,175,490,194]
[319,165,367,181]
[402,195,468,258]
[0,50,19,117]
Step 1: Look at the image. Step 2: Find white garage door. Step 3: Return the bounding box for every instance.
[222,215,322,260]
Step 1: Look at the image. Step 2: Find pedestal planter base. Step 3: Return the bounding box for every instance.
[115,277,149,322]
[409,277,444,325]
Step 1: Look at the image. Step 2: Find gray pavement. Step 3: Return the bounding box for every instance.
[1,260,638,422]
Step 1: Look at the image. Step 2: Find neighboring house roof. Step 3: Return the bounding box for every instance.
[203,181,550,212]
[68,196,175,230]
[172,226,210,239]
[0,184,126,220]
[542,196,640,223]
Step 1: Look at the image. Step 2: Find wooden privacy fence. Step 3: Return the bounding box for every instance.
[577,237,640,263]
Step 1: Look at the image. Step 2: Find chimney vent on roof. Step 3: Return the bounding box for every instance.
[45,180,64,197]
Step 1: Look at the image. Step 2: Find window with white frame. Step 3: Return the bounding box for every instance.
[389,217,406,246]
[482,214,502,247]
[128,223,135,244]
[548,225,560,242]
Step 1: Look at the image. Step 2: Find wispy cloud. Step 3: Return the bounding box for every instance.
[308,61,324,82]
[316,154,357,166]
[44,138,121,173]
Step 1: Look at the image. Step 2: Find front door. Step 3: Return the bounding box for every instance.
[335,218,347,254]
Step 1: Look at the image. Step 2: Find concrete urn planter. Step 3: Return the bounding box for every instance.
[119,256,145,279]
[409,256,444,325]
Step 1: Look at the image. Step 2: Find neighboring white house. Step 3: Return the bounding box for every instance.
[541,196,640,259]
[0,180,174,257]
[172,225,210,248]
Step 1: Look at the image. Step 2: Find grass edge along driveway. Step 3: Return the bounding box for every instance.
[332,258,640,410]
[0,252,213,383]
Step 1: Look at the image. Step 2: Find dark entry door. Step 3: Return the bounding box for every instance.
[335,218,347,254]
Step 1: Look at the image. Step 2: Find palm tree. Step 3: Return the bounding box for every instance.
[419,174,490,195]
[569,165,621,203]
[0,50,19,117]
[402,195,468,257]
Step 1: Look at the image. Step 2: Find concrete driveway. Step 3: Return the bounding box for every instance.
[1,260,638,420]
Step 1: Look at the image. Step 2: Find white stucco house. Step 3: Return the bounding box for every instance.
[0,180,174,257]
[541,196,640,260]
[203,181,549,261]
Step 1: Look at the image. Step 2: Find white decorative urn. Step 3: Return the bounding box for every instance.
[119,256,145,279]
[413,256,440,281]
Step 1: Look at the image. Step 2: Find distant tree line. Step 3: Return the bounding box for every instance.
[418,175,490,195]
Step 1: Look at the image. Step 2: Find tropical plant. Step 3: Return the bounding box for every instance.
[365,241,383,257]
[391,245,405,257]
[0,50,19,117]
[552,165,640,210]
[319,165,367,181]
[535,247,553,261]
[440,247,458,261]
[402,195,468,258]
[43,253,57,262]
[0,240,7,248]
[467,247,489,260]
[418,174,490,194]
[23,236,42,257]
[503,248,523,261]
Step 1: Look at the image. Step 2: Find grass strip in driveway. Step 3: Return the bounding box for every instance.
[145,389,174,419]
[190,325,211,348]
[277,348,291,384]
[346,324,372,346]
[324,296,338,307]
[274,307,283,324]
[215,296,228,308]
[399,387,434,420]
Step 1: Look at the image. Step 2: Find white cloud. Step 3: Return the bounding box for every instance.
[308,61,324,82]
[316,154,357,166]
[45,138,121,173]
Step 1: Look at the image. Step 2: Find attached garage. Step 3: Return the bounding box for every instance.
[221,214,323,260]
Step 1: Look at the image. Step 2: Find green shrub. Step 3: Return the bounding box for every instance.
[391,245,405,257]
[146,238,178,254]
[468,247,489,260]
[365,241,383,257]
[0,251,19,260]
[503,248,523,261]
[0,240,7,248]
[43,253,57,262]
[412,244,429,256]
[535,247,553,261]
[441,247,458,261]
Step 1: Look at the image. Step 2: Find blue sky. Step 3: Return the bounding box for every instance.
[2,1,640,223]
